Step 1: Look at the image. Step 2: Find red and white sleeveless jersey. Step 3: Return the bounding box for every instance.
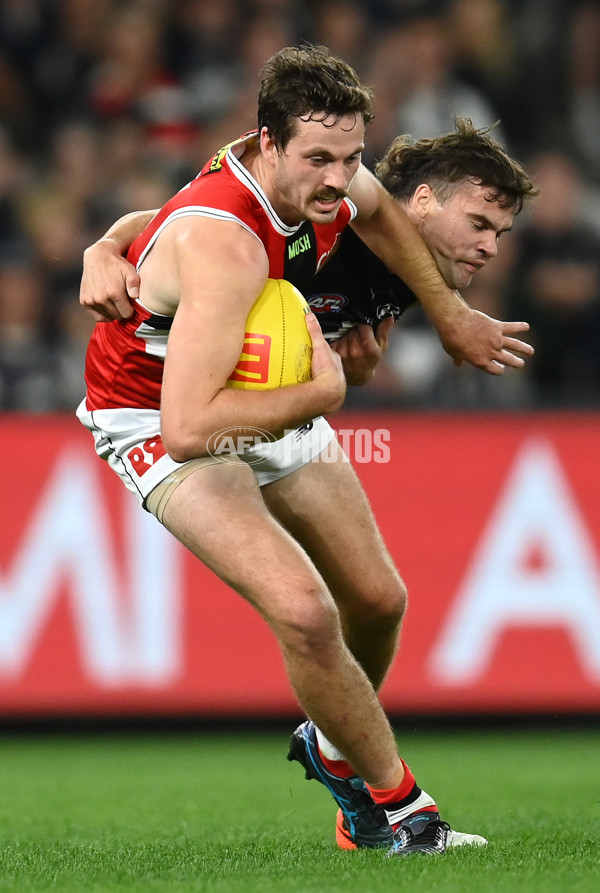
[83,131,357,412]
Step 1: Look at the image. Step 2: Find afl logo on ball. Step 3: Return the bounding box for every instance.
[307,293,348,313]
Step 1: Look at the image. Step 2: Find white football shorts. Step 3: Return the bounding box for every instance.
[76,401,336,508]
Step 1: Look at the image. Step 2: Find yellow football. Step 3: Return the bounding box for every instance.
[227,279,313,390]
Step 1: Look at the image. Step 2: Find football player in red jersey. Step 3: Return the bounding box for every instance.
[77,47,534,856]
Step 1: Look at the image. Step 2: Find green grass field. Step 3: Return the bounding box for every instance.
[0,723,598,892]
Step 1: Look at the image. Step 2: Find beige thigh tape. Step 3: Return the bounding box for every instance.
[145,454,242,524]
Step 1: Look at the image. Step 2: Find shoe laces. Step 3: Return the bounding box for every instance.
[389,819,451,855]
[415,819,451,845]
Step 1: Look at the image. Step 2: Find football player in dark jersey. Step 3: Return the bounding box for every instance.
[310,118,537,386]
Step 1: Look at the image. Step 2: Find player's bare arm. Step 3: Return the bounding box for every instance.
[80,209,157,322]
[349,166,533,375]
[153,219,346,461]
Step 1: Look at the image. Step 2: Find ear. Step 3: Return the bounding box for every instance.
[410,183,434,220]
[260,128,279,167]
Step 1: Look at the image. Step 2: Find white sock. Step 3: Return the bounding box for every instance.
[315,727,347,762]
[384,790,437,826]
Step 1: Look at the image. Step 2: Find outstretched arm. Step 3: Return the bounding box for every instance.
[349,166,533,375]
[80,210,157,321]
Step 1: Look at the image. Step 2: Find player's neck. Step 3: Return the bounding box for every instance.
[241,146,278,207]
[239,138,262,181]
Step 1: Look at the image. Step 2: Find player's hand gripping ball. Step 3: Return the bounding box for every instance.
[227,279,313,390]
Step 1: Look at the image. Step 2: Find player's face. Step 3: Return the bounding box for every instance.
[270,114,364,225]
[416,179,516,290]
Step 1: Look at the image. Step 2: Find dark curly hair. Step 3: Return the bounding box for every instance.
[258,45,374,151]
[375,118,538,214]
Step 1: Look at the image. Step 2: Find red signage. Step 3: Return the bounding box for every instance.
[1,412,600,717]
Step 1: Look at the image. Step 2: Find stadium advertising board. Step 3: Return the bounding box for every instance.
[1,413,600,717]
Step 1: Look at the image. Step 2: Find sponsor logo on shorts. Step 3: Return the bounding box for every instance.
[294,421,314,441]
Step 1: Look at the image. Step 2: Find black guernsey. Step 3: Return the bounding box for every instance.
[304,227,417,340]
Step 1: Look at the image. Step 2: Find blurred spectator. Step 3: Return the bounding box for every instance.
[368,13,507,148]
[447,0,521,139]
[0,252,56,411]
[0,0,107,154]
[166,0,246,153]
[506,151,600,407]
[566,0,600,184]
[51,293,95,412]
[86,2,198,180]
[311,0,375,74]
[505,0,571,157]
[18,121,97,307]
[0,125,31,257]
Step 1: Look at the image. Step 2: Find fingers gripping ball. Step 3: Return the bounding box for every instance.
[227,279,313,390]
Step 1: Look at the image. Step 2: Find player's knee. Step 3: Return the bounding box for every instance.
[273,589,342,660]
[351,576,408,632]
[385,576,408,625]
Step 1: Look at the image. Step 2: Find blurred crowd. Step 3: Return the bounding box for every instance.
[1,0,600,412]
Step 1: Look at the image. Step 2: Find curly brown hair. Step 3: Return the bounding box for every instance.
[258,45,374,152]
[375,118,538,214]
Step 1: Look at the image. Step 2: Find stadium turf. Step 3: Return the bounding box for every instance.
[0,724,598,892]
